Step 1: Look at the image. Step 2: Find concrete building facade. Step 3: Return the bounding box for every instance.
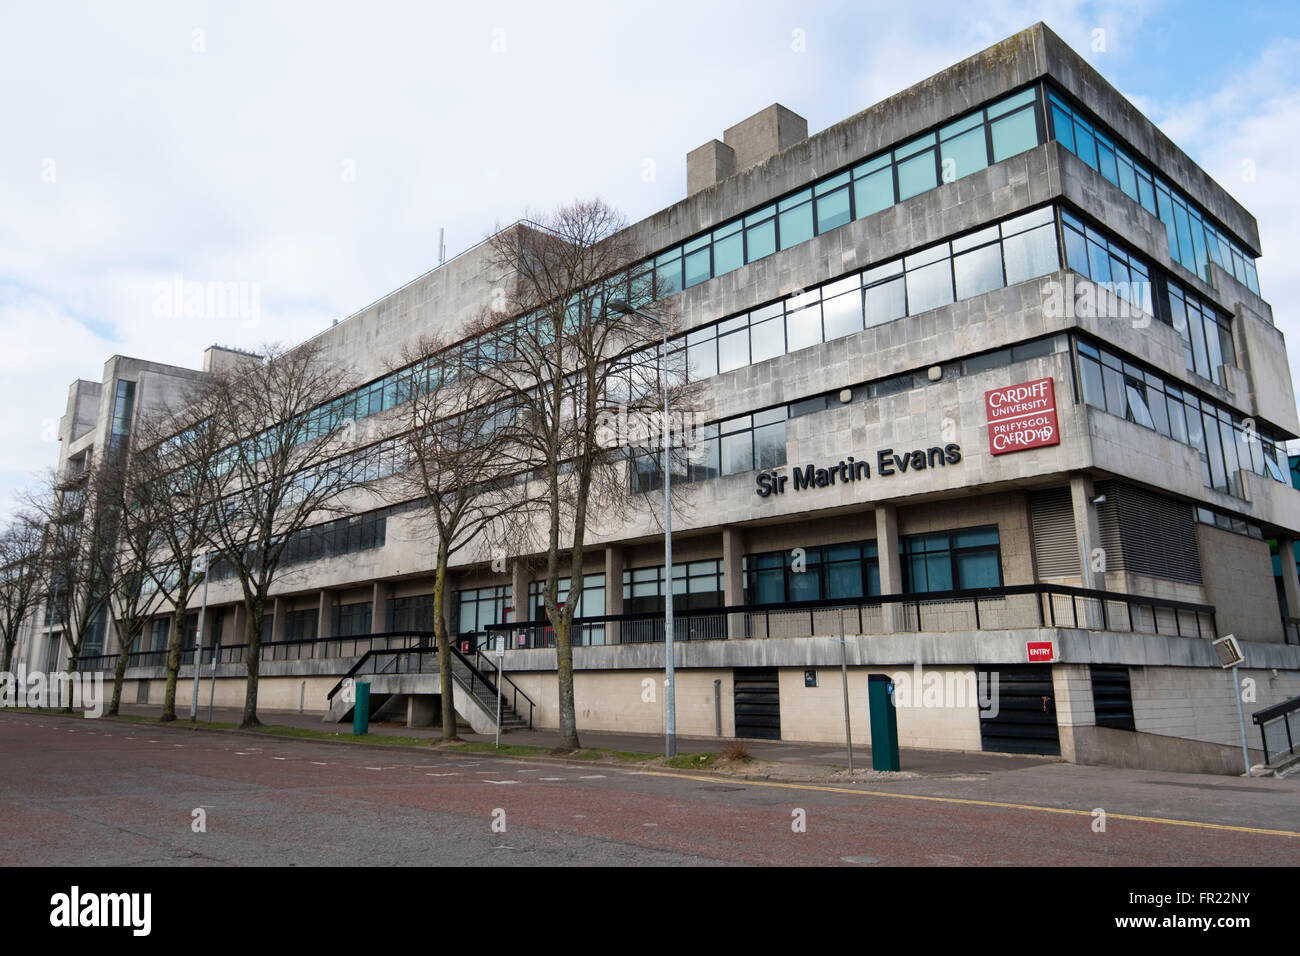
[20,22,1300,773]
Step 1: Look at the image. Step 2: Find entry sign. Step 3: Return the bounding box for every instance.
[986,378,1060,455]
[1026,641,1055,663]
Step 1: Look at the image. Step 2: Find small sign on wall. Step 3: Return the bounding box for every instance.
[804,670,818,687]
[986,378,1060,455]
[1027,641,1055,663]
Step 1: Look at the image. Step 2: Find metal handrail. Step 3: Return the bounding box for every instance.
[473,650,536,729]
[1251,693,1300,765]
[483,582,1217,645]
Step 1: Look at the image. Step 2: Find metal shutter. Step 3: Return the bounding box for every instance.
[1029,487,1079,577]
[1095,480,1202,584]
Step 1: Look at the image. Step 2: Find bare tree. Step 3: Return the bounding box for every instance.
[382,333,534,741]
[196,341,365,728]
[0,506,45,675]
[27,463,117,692]
[466,199,693,751]
[129,395,224,722]
[83,449,161,717]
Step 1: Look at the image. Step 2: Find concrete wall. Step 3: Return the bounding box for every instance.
[1196,524,1284,644]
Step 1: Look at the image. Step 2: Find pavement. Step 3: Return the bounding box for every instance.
[1,708,1297,867]
[106,702,1054,776]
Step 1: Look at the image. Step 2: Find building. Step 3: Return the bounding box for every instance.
[22,22,1300,774]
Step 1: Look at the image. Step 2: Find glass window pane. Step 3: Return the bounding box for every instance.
[953,243,1004,299]
[905,259,954,314]
[816,187,852,233]
[745,220,776,261]
[1003,224,1059,285]
[714,233,743,276]
[821,290,864,340]
[717,330,749,373]
[853,168,894,219]
[687,338,717,380]
[785,304,823,352]
[865,276,906,326]
[1051,104,1075,153]
[897,150,937,200]
[656,260,681,295]
[779,202,815,249]
[941,126,988,182]
[754,422,786,469]
[683,248,710,288]
[749,317,785,364]
[956,552,1000,588]
[721,431,754,475]
[789,567,820,602]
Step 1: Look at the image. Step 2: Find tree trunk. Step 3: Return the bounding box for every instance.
[555,614,579,750]
[433,556,459,743]
[1,640,13,678]
[61,653,79,713]
[241,597,263,728]
[160,607,185,721]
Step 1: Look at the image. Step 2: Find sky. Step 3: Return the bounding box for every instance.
[2,0,1298,520]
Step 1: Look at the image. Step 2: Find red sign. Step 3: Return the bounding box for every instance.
[1026,641,1055,663]
[985,378,1060,455]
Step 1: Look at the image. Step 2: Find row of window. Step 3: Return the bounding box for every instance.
[629,406,788,492]
[1061,209,1235,387]
[649,88,1042,299]
[1076,338,1289,498]
[620,205,1059,390]
[1048,90,1261,295]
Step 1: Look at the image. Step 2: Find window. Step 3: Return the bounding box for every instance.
[332,602,373,638]
[1076,337,1287,498]
[386,594,435,632]
[902,527,1001,593]
[629,406,786,491]
[456,586,513,638]
[744,542,880,604]
[625,561,722,613]
[1049,89,1260,295]
[284,608,318,642]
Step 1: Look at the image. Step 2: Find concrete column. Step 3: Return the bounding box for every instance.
[317,589,337,640]
[1070,474,1106,630]
[1278,536,1300,621]
[1051,663,1095,764]
[604,546,624,644]
[1069,474,1107,591]
[722,526,745,639]
[233,603,248,645]
[875,503,904,632]
[370,581,391,635]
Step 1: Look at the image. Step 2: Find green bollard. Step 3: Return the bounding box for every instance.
[868,674,900,771]
[353,681,370,736]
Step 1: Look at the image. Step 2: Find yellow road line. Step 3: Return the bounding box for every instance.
[644,771,1300,838]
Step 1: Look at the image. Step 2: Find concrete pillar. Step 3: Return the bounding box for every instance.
[1069,474,1107,591]
[370,581,391,634]
[1278,537,1300,621]
[875,503,904,632]
[604,546,624,644]
[1051,663,1095,764]
[233,603,248,645]
[1070,474,1107,630]
[722,526,745,638]
[407,695,438,728]
[317,589,337,640]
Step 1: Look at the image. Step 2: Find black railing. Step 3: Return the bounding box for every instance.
[73,583,1217,675]
[1251,694,1300,766]
[473,650,536,729]
[484,583,1217,646]
[321,634,533,729]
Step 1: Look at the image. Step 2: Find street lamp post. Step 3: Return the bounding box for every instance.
[607,299,676,757]
[188,551,210,721]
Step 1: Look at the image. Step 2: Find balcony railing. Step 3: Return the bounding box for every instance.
[483,583,1217,648]
[73,584,1217,674]
[1252,694,1300,766]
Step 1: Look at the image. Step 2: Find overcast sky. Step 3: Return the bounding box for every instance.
[2,0,1297,519]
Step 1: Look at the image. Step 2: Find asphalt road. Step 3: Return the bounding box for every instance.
[1,712,1297,867]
